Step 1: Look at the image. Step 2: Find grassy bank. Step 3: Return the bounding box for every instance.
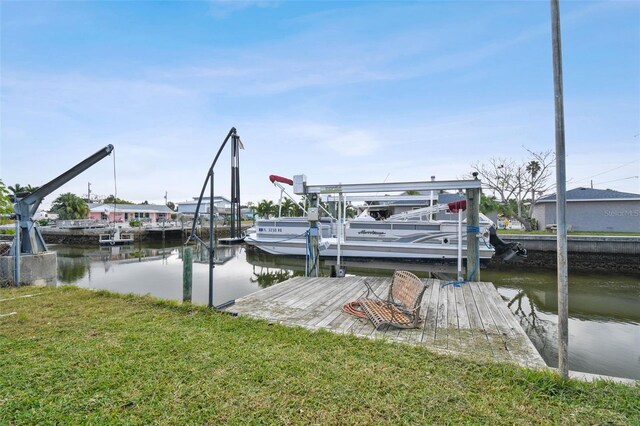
[1,287,637,424]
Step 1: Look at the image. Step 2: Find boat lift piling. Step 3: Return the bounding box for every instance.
[293,175,484,281]
[186,127,244,308]
[466,176,481,282]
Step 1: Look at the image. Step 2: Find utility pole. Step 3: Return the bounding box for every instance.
[164,191,168,206]
[550,0,569,380]
[87,182,91,202]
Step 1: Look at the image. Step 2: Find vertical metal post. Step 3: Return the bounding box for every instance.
[457,209,463,282]
[466,187,480,282]
[183,246,193,303]
[336,192,342,275]
[209,171,215,308]
[13,218,20,287]
[550,0,569,380]
[229,134,241,239]
[235,137,241,237]
[137,222,142,262]
[306,195,320,277]
[430,175,436,221]
[230,139,235,238]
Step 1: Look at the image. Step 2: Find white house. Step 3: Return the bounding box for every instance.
[177,196,232,217]
[531,187,640,232]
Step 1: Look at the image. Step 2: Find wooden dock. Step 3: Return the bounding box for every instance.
[226,276,546,368]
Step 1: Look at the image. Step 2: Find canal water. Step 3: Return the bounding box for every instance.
[52,242,640,380]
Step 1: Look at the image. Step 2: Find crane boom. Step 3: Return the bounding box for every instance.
[12,144,114,255]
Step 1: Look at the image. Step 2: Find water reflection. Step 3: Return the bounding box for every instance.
[484,269,640,380]
[53,243,640,380]
[57,254,90,283]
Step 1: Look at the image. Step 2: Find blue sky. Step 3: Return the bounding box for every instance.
[1,0,638,207]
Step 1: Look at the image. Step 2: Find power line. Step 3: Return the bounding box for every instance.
[571,158,639,184]
[594,175,639,186]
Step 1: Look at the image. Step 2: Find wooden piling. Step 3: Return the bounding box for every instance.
[183,247,193,303]
[466,187,481,282]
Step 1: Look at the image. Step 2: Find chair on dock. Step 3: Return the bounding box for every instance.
[358,271,428,330]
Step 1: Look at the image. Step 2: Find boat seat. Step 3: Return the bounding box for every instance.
[358,270,428,330]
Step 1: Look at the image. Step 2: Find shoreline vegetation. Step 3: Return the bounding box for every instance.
[1,286,638,424]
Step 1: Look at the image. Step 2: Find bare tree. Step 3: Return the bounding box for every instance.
[470,149,554,230]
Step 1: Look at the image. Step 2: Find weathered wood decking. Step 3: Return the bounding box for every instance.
[226,276,546,368]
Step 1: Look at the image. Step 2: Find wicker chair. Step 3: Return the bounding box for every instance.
[358,271,428,330]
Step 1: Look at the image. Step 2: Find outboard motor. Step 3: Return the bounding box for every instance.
[488,226,527,261]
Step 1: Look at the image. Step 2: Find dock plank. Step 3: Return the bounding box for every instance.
[307,277,367,329]
[469,282,512,360]
[460,282,495,360]
[225,276,545,368]
[433,280,448,350]
[420,278,441,345]
[445,283,461,353]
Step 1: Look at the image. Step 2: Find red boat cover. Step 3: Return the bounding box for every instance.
[447,200,467,213]
[269,175,294,186]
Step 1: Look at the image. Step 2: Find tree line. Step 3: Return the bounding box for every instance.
[0,182,178,221]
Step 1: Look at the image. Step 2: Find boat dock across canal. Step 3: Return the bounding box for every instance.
[225,276,546,368]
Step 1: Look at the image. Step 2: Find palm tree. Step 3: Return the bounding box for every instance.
[8,183,40,197]
[8,183,25,195]
[255,200,275,219]
[51,193,89,220]
[526,160,542,229]
[526,160,541,178]
[280,198,296,217]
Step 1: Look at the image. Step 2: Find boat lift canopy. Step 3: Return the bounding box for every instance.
[292,174,481,195]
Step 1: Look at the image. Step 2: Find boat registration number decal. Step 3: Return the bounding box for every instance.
[259,227,283,233]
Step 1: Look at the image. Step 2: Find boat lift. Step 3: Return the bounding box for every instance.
[11,145,115,256]
[6,145,114,286]
[292,174,485,282]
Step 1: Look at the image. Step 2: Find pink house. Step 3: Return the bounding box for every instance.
[88,203,175,224]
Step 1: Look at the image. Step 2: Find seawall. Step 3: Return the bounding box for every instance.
[491,235,639,274]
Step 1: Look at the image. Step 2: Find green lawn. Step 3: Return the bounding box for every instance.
[1,286,638,425]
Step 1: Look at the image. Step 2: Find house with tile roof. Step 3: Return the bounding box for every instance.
[531,187,640,232]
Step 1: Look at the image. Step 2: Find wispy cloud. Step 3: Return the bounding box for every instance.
[207,0,280,18]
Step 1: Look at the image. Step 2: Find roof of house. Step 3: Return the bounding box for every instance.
[537,187,640,203]
[89,203,174,213]
[437,192,465,204]
[178,196,231,206]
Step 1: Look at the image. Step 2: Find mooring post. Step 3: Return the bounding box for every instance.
[208,170,215,309]
[466,184,480,282]
[183,246,193,303]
